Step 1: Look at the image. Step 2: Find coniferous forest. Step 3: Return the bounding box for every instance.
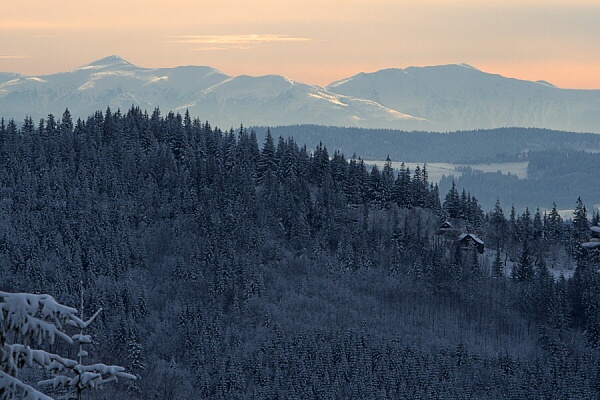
[2,107,600,399]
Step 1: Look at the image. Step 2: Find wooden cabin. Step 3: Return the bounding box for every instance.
[436,221,454,234]
[457,233,485,254]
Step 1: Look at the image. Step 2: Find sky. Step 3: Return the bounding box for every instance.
[1,0,600,89]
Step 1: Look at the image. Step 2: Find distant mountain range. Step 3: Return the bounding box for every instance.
[2,55,600,133]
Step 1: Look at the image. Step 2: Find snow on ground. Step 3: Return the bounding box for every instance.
[467,161,528,178]
[482,249,576,280]
[554,205,600,221]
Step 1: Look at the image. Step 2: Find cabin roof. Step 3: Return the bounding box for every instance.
[457,233,484,245]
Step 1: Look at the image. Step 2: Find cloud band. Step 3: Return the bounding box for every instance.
[169,34,310,51]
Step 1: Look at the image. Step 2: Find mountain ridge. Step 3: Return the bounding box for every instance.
[327,64,600,132]
[1,56,599,132]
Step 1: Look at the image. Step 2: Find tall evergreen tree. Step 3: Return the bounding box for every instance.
[60,108,73,135]
[512,240,534,282]
[489,198,507,248]
[492,247,503,278]
[572,197,590,242]
[394,162,412,208]
[257,129,277,184]
[443,181,460,219]
[545,202,563,243]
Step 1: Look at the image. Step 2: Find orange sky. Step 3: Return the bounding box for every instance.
[1,0,600,89]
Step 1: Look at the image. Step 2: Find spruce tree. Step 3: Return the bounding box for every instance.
[544,202,563,243]
[490,198,507,250]
[492,247,503,278]
[257,129,277,184]
[470,245,482,282]
[573,197,589,242]
[381,155,394,205]
[394,162,411,208]
[512,240,534,282]
[533,208,543,240]
[61,108,73,135]
[443,181,460,219]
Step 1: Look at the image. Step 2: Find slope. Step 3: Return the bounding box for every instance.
[328,64,600,132]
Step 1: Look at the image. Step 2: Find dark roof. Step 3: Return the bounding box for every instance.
[457,233,484,245]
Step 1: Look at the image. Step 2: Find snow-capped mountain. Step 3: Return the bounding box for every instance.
[0,56,429,130]
[327,64,600,133]
[1,56,600,132]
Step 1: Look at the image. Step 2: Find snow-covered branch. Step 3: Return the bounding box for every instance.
[1,291,135,399]
[0,370,54,400]
[1,291,78,346]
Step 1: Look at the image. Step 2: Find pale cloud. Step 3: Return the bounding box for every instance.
[193,46,254,52]
[0,20,90,31]
[2,1,600,88]
[0,34,58,38]
[170,34,310,51]
[0,55,30,59]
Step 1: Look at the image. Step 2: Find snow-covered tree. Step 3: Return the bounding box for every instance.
[582,220,600,262]
[512,241,534,282]
[583,223,600,248]
[1,291,135,400]
[572,197,589,242]
[492,247,504,278]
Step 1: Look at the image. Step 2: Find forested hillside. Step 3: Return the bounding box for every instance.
[1,109,600,399]
[440,150,600,210]
[265,125,600,163]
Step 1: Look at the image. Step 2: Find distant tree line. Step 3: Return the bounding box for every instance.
[440,150,600,210]
[265,125,600,163]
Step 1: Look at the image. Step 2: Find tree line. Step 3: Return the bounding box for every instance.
[266,125,600,163]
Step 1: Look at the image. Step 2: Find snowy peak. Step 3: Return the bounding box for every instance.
[0,72,21,85]
[535,80,556,88]
[0,71,21,79]
[327,64,600,132]
[0,57,430,130]
[401,64,491,83]
[184,72,429,129]
[207,74,296,97]
[1,58,600,132]
[456,63,480,71]
[75,55,137,71]
[91,55,129,64]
